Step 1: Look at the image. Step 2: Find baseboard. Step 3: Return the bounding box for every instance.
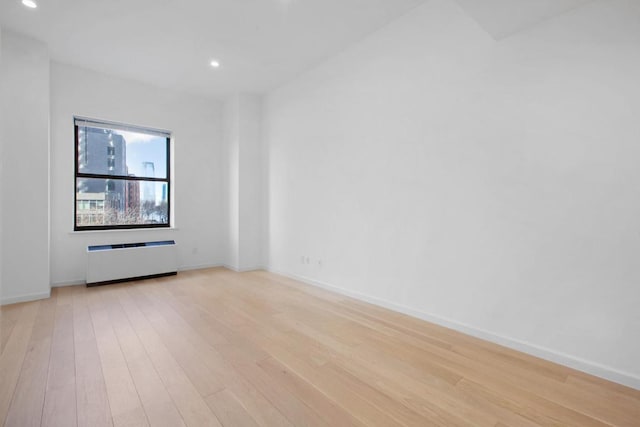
[222,264,267,273]
[51,279,85,288]
[1,289,51,306]
[178,263,224,272]
[268,268,640,391]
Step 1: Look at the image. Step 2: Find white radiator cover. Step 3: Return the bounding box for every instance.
[86,240,177,285]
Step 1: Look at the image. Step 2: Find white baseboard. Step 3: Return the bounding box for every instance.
[178,263,224,272]
[268,268,640,391]
[222,264,266,273]
[1,289,51,306]
[51,279,85,288]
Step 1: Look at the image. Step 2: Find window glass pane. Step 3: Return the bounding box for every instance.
[77,125,167,179]
[76,178,169,227]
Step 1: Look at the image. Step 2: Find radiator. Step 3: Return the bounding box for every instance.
[86,240,177,286]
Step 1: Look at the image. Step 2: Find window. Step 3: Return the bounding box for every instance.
[74,118,171,231]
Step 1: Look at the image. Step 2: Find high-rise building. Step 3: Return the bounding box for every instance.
[142,161,156,204]
[76,128,127,225]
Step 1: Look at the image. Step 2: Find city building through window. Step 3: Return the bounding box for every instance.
[74,118,171,230]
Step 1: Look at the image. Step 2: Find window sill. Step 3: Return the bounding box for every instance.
[69,227,178,235]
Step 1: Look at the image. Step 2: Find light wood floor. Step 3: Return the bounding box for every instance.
[1,268,639,426]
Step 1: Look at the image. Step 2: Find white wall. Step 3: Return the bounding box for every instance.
[50,62,225,285]
[237,95,265,271]
[0,27,3,303]
[223,96,240,269]
[223,94,265,271]
[265,0,640,388]
[0,30,51,304]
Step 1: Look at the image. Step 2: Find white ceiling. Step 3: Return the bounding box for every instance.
[0,0,599,99]
[0,0,425,98]
[455,0,594,40]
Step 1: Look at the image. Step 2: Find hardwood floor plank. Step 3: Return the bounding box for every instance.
[99,286,186,427]
[257,356,369,427]
[127,285,230,396]
[455,378,607,427]
[216,342,330,427]
[114,285,222,427]
[41,385,77,427]
[264,339,473,427]
[223,376,294,427]
[0,304,22,356]
[4,296,56,427]
[205,388,260,427]
[72,286,113,427]
[42,286,77,427]
[0,301,43,425]
[87,288,149,426]
[263,272,636,426]
[1,268,638,427]
[266,313,492,425]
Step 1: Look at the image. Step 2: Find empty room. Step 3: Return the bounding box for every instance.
[1,0,639,425]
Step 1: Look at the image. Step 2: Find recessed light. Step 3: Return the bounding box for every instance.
[210,59,221,68]
[22,0,37,8]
